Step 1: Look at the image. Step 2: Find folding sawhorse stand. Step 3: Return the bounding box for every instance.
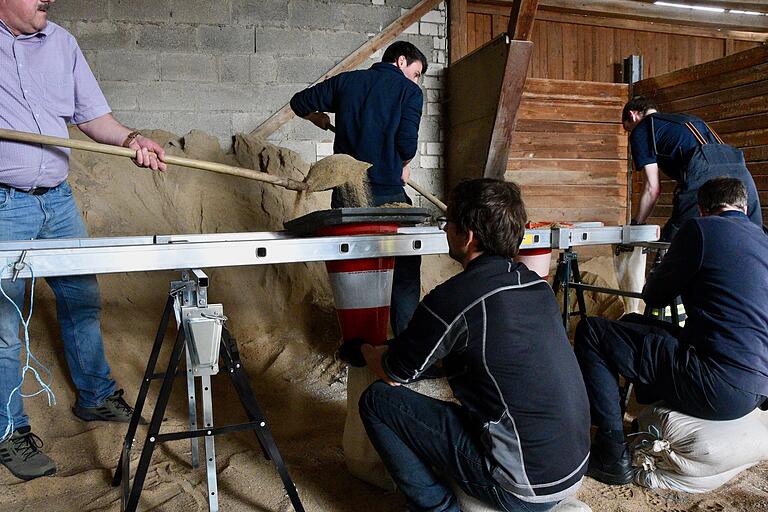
[111,269,305,512]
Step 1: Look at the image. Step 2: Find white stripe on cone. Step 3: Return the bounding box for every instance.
[328,270,394,310]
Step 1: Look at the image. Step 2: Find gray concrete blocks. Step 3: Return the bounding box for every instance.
[276,56,339,84]
[67,21,137,50]
[219,55,252,84]
[232,0,288,26]
[59,0,448,200]
[161,53,218,82]
[50,1,109,21]
[250,53,279,84]
[136,23,197,51]
[100,82,140,111]
[288,1,345,30]
[95,51,160,82]
[309,31,368,58]
[254,27,310,55]
[340,4,400,33]
[110,0,172,22]
[169,0,231,25]
[197,25,254,53]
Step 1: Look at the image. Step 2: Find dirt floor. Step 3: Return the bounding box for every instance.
[1,129,766,511]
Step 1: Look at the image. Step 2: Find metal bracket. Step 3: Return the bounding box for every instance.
[11,250,27,282]
[550,228,570,249]
[182,304,225,377]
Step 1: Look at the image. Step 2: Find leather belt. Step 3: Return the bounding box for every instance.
[0,184,52,195]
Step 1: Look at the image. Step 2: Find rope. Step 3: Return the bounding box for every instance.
[0,263,56,442]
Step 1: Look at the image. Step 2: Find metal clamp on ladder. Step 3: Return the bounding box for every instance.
[111,269,305,512]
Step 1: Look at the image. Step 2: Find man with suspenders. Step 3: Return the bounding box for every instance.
[622,96,762,240]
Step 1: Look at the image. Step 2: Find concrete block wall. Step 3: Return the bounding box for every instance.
[54,0,448,208]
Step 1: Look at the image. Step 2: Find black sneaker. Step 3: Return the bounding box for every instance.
[73,389,134,423]
[0,427,57,481]
[586,430,634,485]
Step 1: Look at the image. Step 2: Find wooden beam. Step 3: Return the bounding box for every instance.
[539,0,768,32]
[485,40,534,179]
[473,0,768,31]
[506,0,539,40]
[532,9,768,42]
[449,0,468,63]
[632,0,768,11]
[250,0,442,139]
[634,44,768,95]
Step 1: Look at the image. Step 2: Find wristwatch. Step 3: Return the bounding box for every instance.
[122,130,142,148]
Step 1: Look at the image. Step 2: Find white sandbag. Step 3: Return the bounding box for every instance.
[613,245,647,315]
[343,366,396,491]
[632,404,768,493]
[453,483,591,512]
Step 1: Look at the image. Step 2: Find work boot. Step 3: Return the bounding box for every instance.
[0,427,57,481]
[586,430,634,485]
[73,389,134,423]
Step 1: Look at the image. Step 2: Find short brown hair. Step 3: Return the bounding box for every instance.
[382,41,428,75]
[697,176,748,214]
[622,96,658,124]
[447,179,528,258]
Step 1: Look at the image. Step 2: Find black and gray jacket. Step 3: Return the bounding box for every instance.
[383,254,591,503]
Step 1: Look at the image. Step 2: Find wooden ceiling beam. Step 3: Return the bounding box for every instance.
[542,0,768,31]
[633,0,768,11]
[534,10,768,41]
[506,0,540,40]
[472,0,768,31]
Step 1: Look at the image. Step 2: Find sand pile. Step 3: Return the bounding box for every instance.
[2,127,765,512]
[304,154,370,197]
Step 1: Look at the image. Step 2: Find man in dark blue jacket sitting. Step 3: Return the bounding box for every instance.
[575,176,768,486]
[290,41,427,336]
[357,179,591,511]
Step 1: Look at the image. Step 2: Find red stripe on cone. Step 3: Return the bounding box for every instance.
[335,306,391,346]
[326,257,395,273]
[320,222,397,347]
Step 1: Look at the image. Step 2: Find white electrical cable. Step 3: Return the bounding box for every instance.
[0,263,56,442]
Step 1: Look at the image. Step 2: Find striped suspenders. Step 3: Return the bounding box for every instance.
[649,113,726,159]
[683,120,725,145]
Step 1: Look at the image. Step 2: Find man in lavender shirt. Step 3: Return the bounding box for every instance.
[0,0,167,481]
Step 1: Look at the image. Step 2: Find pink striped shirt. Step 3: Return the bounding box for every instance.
[0,20,110,189]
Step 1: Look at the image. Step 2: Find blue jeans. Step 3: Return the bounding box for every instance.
[0,181,115,433]
[331,188,421,336]
[359,382,557,512]
[574,314,765,431]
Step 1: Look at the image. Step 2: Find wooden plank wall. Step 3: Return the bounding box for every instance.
[633,45,768,226]
[465,2,764,82]
[507,79,629,224]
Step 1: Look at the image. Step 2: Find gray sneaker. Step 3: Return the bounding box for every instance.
[0,427,57,481]
[73,389,134,423]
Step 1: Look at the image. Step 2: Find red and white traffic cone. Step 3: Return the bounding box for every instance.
[318,222,398,346]
[318,222,398,490]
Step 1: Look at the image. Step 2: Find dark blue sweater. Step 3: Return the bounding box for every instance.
[643,210,768,395]
[290,62,423,196]
[383,255,590,503]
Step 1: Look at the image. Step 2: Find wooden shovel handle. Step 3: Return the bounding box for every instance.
[0,128,309,192]
[406,179,447,212]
